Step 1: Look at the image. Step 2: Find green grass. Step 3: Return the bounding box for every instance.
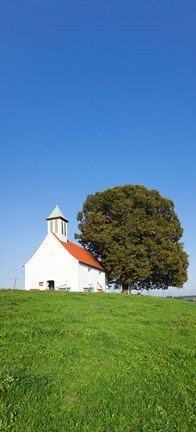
[0,290,195,432]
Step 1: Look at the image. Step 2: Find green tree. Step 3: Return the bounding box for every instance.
[75,185,189,292]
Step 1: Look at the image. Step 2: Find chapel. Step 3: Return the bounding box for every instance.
[25,203,106,292]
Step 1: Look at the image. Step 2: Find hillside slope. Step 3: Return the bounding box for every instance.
[0,291,195,432]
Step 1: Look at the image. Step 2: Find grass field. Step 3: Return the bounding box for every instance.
[0,290,195,432]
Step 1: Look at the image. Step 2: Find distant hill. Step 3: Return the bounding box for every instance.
[167,295,196,302]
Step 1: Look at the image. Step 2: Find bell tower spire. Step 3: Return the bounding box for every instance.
[46,202,68,243]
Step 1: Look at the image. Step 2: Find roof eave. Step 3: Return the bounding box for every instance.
[46,216,69,222]
[79,260,105,272]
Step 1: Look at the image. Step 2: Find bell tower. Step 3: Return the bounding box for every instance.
[47,202,68,243]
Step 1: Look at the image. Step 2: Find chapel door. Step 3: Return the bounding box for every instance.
[47,280,55,290]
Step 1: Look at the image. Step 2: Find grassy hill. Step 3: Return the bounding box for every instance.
[0,290,195,432]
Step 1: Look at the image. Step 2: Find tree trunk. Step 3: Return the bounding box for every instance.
[121,283,129,294]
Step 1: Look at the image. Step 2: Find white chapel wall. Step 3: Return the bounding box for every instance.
[25,234,79,291]
[91,267,106,291]
[79,263,106,292]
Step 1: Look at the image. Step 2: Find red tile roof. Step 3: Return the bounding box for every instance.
[52,234,104,271]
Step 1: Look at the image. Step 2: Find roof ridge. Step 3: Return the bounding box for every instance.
[67,240,88,250]
[52,233,104,271]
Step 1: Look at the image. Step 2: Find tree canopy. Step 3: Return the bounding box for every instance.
[75,185,189,292]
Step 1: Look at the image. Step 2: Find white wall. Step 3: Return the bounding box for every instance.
[79,263,106,292]
[25,233,106,292]
[79,264,89,290]
[25,234,79,291]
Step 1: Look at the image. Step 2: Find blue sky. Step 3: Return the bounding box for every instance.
[0,0,195,295]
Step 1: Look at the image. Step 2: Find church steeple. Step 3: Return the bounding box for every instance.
[47,202,68,243]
